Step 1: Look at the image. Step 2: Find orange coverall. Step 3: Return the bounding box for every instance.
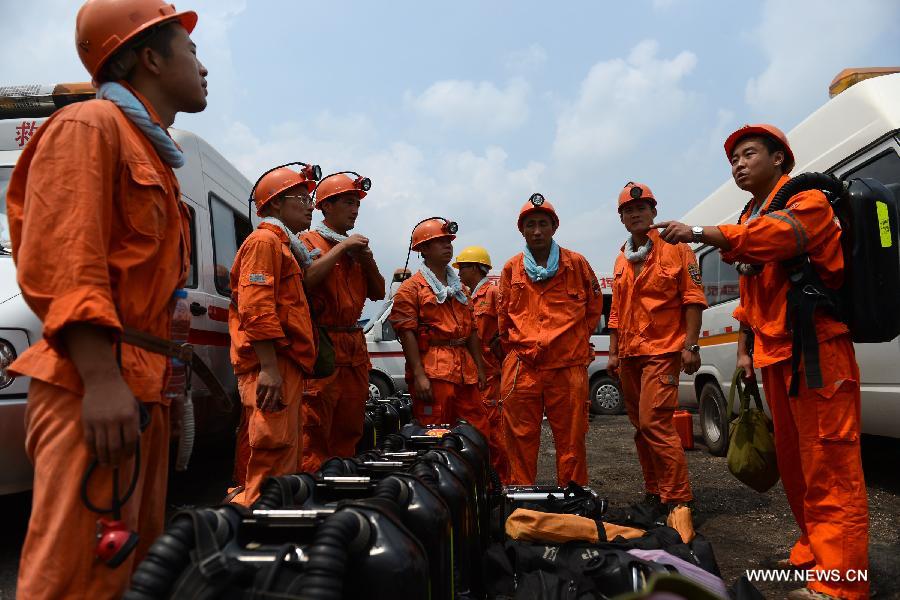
[718,175,868,600]
[6,95,190,599]
[609,229,707,504]
[298,231,377,472]
[498,248,603,486]
[389,271,489,436]
[471,279,509,483]
[229,223,317,507]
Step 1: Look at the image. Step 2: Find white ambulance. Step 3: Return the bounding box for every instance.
[0,83,252,494]
[677,69,900,455]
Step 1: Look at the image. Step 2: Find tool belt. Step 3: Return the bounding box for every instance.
[321,325,363,333]
[121,326,232,410]
[429,338,467,347]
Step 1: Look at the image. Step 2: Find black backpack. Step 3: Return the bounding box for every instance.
[747,173,900,394]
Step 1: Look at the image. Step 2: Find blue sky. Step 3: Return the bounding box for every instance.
[3,0,899,290]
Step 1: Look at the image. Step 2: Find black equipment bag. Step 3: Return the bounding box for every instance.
[753,173,900,394]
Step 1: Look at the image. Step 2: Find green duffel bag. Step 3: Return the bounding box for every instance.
[726,369,779,493]
[311,326,336,379]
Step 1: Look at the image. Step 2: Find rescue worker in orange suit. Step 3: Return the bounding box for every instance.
[228,165,318,507]
[299,172,385,472]
[454,245,509,483]
[606,182,707,518]
[498,194,604,486]
[654,124,868,600]
[6,1,206,597]
[390,219,490,435]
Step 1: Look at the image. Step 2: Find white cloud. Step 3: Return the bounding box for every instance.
[405,78,530,133]
[551,40,697,171]
[504,44,548,73]
[745,0,900,124]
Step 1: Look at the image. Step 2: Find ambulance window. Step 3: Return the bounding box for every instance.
[699,249,739,306]
[593,294,613,335]
[0,167,11,254]
[210,193,252,296]
[381,319,397,342]
[184,204,197,288]
[841,149,900,186]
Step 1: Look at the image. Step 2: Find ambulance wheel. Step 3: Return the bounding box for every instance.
[369,373,391,401]
[699,381,729,456]
[590,375,624,415]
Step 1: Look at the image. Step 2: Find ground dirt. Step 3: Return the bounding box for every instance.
[535,414,900,599]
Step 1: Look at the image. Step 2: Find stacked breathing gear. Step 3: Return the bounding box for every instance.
[81,402,151,568]
[126,419,492,600]
[247,161,322,222]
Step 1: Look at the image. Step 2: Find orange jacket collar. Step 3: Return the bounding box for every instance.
[258,221,291,244]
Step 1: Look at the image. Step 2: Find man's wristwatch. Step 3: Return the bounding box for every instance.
[686,343,700,354]
[691,226,704,243]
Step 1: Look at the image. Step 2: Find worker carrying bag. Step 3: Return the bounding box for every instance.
[726,369,779,493]
[740,173,900,395]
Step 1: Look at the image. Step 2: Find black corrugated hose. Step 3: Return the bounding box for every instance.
[296,509,368,600]
[253,475,305,510]
[125,508,228,600]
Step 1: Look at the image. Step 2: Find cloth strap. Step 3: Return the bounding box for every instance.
[429,338,468,347]
[420,264,467,304]
[523,240,560,282]
[315,223,350,243]
[261,217,320,268]
[96,82,184,168]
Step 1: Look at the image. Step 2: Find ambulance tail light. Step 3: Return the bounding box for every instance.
[829,67,900,98]
[0,83,95,120]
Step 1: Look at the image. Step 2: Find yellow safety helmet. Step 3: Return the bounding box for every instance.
[452,245,492,270]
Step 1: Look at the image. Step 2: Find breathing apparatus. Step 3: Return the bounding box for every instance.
[246,161,323,221]
[81,401,150,568]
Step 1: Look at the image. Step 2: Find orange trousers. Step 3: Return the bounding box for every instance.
[762,335,868,600]
[300,364,369,473]
[231,356,303,507]
[501,357,589,486]
[409,378,490,439]
[619,352,692,504]
[17,380,169,600]
[483,370,510,484]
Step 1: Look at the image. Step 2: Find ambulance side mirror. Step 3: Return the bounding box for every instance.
[371,321,383,342]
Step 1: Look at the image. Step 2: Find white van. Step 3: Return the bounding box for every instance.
[586,275,620,415]
[0,83,251,494]
[676,70,900,455]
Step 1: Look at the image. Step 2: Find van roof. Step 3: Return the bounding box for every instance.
[681,72,900,227]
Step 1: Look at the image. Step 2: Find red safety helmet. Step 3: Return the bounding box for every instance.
[723,123,795,173]
[314,172,371,209]
[517,193,559,231]
[76,0,198,78]
[412,217,458,251]
[617,181,657,212]
[252,165,319,216]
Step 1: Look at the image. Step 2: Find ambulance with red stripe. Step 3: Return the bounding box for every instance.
[678,69,900,455]
[0,83,249,494]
